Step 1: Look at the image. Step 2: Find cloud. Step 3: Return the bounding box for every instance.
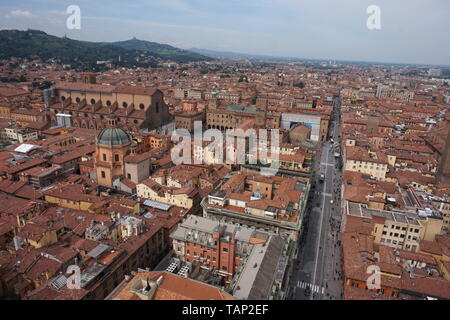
[160,0,199,14]
[84,15,260,37]
[10,10,33,18]
[48,10,66,16]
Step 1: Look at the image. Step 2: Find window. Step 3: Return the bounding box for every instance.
[127,173,131,179]
[155,102,159,113]
[102,154,107,161]
[223,247,228,253]
[91,99,96,105]
[122,102,128,108]
[114,154,119,162]
[106,100,111,106]
[139,103,145,110]
[76,97,81,103]
[221,266,227,271]
[61,96,66,101]
[101,171,106,178]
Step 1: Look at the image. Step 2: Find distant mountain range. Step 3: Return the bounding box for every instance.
[189,47,450,68]
[189,47,304,61]
[0,29,212,71]
[106,38,212,63]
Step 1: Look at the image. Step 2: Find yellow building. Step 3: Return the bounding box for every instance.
[344,146,389,181]
[136,179,199,210]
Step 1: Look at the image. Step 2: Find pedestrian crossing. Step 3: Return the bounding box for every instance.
[297,281,325,294]
[320,162,334,167]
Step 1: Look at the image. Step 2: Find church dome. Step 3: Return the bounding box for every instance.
[97,127,131,146]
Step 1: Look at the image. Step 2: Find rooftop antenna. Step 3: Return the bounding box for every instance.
[145,278,151,292]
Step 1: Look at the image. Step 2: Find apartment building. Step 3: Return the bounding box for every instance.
[431,197,450,232]
[201,171,308,241]
[342,232,450,300]
[344,146,389,181]
[376,84,415,102]
[136,179,201,210]
[170,214,287,298]
[344,201,444,252]
[173,88,203,100]
[174,110,204,132]
[204,91,241,104]
[206,104,280,130]
[0,127,38,143]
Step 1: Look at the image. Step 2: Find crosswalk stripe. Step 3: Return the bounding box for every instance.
[297,281,326,294]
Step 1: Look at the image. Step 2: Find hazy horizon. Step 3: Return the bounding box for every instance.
[1,0,449,66]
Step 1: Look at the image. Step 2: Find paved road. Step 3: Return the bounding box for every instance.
[286,97,344,300]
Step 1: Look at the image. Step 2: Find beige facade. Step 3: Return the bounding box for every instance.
[175,111,204,132]
[124,158,150,184]
[433,199,450,231]
[136,182,196,209]
[345,159,388,180]
[347,202,443,253]
[0,127,38,143]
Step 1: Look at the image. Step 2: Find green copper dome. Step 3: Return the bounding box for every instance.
[97,127,131,146]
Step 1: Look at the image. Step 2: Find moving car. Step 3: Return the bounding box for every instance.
[319,173,325,182]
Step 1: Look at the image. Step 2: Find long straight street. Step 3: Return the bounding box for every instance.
[287,97,344,300]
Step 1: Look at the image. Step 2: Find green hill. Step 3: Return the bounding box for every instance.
[0,29,212,71]
[107,38,212,63]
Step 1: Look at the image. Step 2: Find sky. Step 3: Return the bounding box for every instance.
[1,0,449,66]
